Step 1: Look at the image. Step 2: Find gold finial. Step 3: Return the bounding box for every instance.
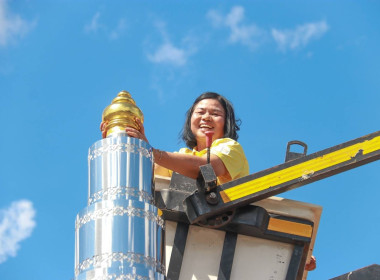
[101,90,144,137]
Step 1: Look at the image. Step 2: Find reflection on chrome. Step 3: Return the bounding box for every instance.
[88,186,154,205]
[74,136,164,280]
[75,202,164,230]
[75,252,165,276]
[88,143,151,161]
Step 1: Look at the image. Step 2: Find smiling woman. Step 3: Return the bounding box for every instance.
[104,92,249,185]
[190,98,226,151]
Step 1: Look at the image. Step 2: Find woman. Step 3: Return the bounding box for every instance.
[106,92,249,184]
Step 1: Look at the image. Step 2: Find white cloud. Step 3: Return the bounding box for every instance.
[207,6,264,50]
[84,12,101,33]
[0,200,36,263]
[272,20,329,52]
[148,42,187,66]
[207,9,224,27]
[84,12,126,40]
[0,0,34,46]
[147,21,196,67]
[109,18,127,40]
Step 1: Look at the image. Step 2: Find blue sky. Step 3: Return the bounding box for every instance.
[0,1,379,279]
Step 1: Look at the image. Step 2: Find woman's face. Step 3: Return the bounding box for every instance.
[190,98,225,148]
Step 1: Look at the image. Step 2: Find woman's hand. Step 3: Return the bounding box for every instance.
[125,118,149,143]
[100,121,108,138]
[305,255,316,271]
[100,119,148,142]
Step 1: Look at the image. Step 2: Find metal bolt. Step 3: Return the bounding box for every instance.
[206,192,218,205]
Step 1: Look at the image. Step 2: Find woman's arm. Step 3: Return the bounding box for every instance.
[125,118,229,179]
[101,118,230,179]
[153,149,229,179]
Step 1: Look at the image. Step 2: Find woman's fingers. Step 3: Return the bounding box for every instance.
[305,256,316,271]
[102,118,148,142]
[125,127,140,137]
[135,118,145,133]
[100,121,108,138]
[132,118,148,142]
[125,126,149,143]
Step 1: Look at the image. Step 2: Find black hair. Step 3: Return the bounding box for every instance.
[181,92,241,149]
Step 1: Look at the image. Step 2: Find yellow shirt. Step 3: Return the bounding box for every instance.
[155,138,249,185]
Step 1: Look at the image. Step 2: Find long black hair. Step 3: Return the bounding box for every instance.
[181,92,241,149]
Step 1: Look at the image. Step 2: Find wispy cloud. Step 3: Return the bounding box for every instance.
[148,42,187,66]
[207,6,328,53]
[0,200,36,263]
[84,12,101,33]
[0,0,35,46]
[147,21,196,67]
[109,18,127,40]
[207,6,264,50]
[84,12,127,40]
[272,20,329,52]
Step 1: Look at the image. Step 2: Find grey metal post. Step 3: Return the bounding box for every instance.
[74,134,164,280]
